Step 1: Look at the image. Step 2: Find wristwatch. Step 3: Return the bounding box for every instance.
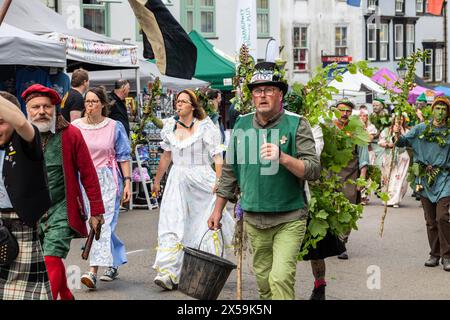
[123,176,132,182]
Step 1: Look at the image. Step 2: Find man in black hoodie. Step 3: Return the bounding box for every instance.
[109,79,131,137]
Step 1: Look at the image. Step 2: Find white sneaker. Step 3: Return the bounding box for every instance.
[154,274,174,290]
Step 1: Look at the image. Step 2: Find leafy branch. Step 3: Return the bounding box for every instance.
[130,77,162,156]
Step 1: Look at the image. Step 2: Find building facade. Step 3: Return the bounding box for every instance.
[279,0,364,84]
[362,0,447,83]
[49,0,280,64]
[42,0,448,85]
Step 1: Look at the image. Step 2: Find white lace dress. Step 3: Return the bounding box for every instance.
[152,117,235,285]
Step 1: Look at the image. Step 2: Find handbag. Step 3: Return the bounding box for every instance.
[0,219,19,266]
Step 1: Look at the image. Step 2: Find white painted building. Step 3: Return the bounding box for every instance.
[279,0,364,84]
[41,0,449,85]
[44,0,280,63]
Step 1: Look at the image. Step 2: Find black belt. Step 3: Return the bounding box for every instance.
[0,208,14,213]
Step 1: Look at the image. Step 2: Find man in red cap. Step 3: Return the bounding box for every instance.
[21,84,105,300]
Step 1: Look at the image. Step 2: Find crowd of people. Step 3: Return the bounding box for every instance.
[1,61,450,301]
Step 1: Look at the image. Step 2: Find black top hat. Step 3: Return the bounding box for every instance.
[247,62,288,96]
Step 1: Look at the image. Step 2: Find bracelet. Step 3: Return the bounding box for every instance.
[123,176,132,182]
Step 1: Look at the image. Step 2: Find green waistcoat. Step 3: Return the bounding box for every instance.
[229,112,305,213]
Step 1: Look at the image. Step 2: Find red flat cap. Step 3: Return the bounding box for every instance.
[21,84,62,105]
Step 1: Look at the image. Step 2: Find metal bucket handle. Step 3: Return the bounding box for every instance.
[198,229,225,258]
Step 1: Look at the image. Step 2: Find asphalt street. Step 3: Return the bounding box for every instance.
[65,189,450,300]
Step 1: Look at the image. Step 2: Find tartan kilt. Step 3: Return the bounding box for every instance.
[0,212,52,300]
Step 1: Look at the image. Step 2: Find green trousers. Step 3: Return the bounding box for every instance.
[245,219,307,300]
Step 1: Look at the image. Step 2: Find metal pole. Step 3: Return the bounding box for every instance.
[0,0,12,26]
[135,67,141,96]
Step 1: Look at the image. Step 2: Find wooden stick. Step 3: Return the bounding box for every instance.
[0,0,12,26]
[379,138,396,237]
[236,218,243,300]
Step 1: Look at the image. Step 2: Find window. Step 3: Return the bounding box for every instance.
[293,26,308,71]
[424,49,433,81]
[416,0,425,14]
[335,26,347,56]
[406,24,415,56]
[257,0,270,37]
[181,0,215,37]
[82,0,110,36]
[367,24,377,61]
[395,0,405,14]
[435,48,443,82]
[395,24,404,59]
[367,0,378,11]
[380,23,389,61]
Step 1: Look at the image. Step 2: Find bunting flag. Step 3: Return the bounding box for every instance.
[427,0,445,15]
[346,0,361,7]
[128,0,197,79]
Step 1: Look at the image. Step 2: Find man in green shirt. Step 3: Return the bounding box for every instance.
[396,96,450,272]
[208,62,321,300]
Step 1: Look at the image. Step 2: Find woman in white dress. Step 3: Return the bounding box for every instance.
[378,116,410,208]
[151,89,234,290]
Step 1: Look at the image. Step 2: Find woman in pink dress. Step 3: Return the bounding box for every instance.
[72,87,131,289]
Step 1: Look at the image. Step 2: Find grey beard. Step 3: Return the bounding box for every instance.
[29,112,56,134]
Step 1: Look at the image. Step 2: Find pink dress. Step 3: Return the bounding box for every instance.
[72,117,131,267]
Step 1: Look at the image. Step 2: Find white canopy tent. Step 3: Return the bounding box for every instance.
[328,71,390,106]
[1,0,138,70]
[0,23,66,68]
[86,59,209,91]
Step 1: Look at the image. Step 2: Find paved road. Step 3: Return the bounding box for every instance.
[65,190,450,300]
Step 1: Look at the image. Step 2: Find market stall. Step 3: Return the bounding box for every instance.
[0,22,67,112]
[328,70,388,105]
[371,67,444,104]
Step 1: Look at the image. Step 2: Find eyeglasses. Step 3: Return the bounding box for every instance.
[176,99,192,105]
[85,100,100,105]
[252,87,278,97]
[337,108,352,113]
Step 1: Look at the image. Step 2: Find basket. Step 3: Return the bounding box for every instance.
[178,229,237,300]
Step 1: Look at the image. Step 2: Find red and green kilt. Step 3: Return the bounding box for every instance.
[0,212,52,300]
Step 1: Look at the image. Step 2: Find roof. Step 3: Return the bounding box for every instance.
[2,0,138,70]
[87,59,209,91]
[0,23,66,68]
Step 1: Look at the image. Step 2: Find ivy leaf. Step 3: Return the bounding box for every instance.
[308,218,329,237]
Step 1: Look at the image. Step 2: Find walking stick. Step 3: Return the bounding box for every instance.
[379,145,395,237]
[0,0,12,26]
[236,218,243,300]
[379,123,398,237]
[234,201,244,300]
